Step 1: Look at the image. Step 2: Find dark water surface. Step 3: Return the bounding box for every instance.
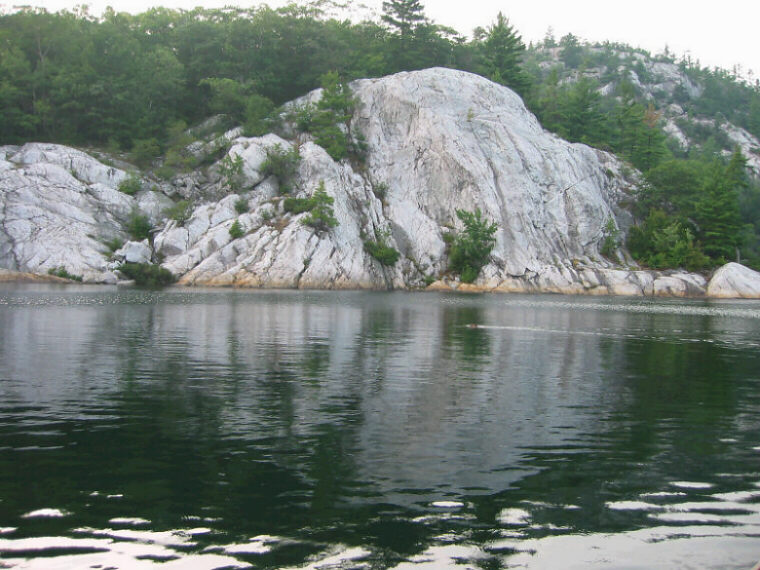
[0,285,759,569]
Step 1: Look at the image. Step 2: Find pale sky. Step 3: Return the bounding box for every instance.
[5,0,760,80]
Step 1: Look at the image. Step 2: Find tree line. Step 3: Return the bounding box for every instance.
[0,1,529,149]
[520,34,760,270]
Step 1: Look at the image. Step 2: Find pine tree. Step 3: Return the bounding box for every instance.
[480,12,530,95]
[381,0,429,71]
[381,0,426,37]
[695,158,743,261]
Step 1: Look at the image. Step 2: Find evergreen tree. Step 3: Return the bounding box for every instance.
[559,33,583,68]
[309,71,356,160]
[381,0,426,37]
[560,78,608,145]
[695,158,743,261]
[381,0,431,71]
[480,12,530,95]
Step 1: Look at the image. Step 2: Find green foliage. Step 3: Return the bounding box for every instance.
[163,147,197,173]
[131,138,161,168]
[300,71,358,162]
[164,200,193,225]
[312,120,348,160]
[448,208,498,282]
[118,174,142,196]
[301,182,338,232]
[637,159,709,218]
[559,33,583,68]
[292,103,316,132]
[200,77,250,121]
[260,143,300,192]
[372,181,389,201]
[478,12,530,95]
[260,207,274,222]
[229,219,245,239]
[382,0,426,36]
[126,210,152,241]
[234,197,249,214]
[283,196,314,214]
[347,130,369,163]
[694,158,743,261]
[47,266,83,282]
[633,150,748,267]
[218,153,244,192]
[118,262,175,288]
[364,228,400,266]
[600,219,621,260]
[244,94,276,136]
[103,237,124,254]
[627,210,710,271]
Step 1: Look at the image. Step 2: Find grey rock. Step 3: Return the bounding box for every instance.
[1,68,752,297]
[707,263,760,298]
[114,240,152,264]
[0,143,148,282]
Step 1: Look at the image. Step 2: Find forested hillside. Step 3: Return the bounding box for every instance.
[1,0,759,270]
[522,36,760,270]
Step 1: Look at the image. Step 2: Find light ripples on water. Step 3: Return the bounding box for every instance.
[1,286,759,569]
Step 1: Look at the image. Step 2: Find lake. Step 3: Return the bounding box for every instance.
[0,285,759,569]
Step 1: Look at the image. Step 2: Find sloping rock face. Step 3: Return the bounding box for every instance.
[157,68,640,291]
[706,263,760,298]
[2,69,758,298]
[0,143,170,282]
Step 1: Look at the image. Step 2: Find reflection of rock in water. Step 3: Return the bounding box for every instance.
[2,287,759,570]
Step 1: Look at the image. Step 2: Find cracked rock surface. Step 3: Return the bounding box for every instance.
[2,69,760,298]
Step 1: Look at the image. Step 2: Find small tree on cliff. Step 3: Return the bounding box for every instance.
[449,208,498,283]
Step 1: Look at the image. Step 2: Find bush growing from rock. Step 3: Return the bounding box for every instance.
[261,144,300,193]
[283,196,313,214]
[364,228,400,266]
[118,262,175,288]
[127,210,152,241]
[130,138,161,168]
[47,266,83,281]
[229,219,245,239]
[372,181,389,201]
[600,218,621,260]
[164,200,193,225]
[234,197,248,214]
[118,174,142,196]
[302,182,338,232]
[103,237,124,253]
[449,208,497,283]
[219,153,244,192]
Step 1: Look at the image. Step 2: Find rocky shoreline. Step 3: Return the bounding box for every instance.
[2,69,760,299]
[2,263,759,300]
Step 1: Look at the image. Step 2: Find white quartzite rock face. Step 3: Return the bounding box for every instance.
[0,143,160,282]
[706,263,760,298]
[354,68,628,279]
[2,69,760,298]
[155,68,637,291]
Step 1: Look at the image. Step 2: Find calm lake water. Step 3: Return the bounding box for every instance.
[0,285,759,569]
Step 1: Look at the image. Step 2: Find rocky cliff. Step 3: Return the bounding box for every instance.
[1,68,759,297]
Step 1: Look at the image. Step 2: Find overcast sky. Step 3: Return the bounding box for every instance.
[6,0,759,80]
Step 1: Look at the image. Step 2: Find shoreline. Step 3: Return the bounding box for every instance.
[2,268,760,300]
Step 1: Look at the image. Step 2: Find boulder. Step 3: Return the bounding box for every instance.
[707,263,760,298]
[114,240,152,264]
